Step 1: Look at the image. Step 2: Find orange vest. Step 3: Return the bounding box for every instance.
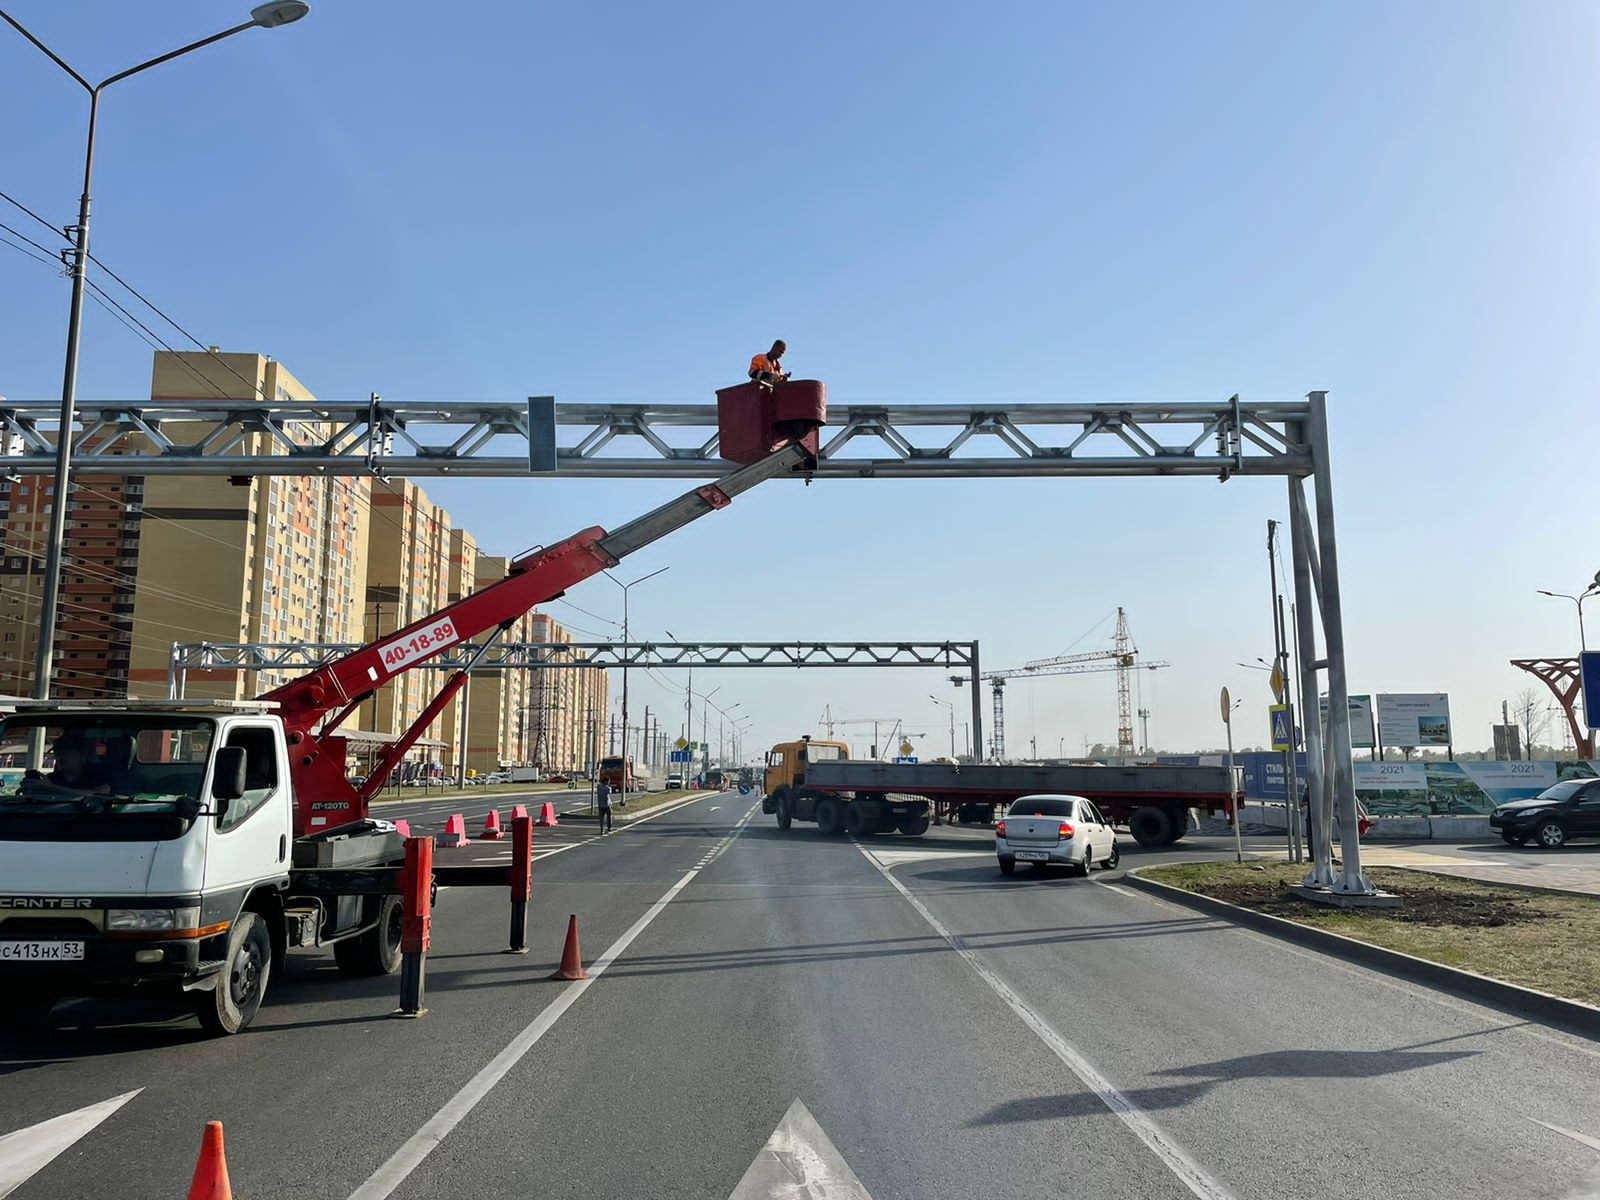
[750,353,782,377]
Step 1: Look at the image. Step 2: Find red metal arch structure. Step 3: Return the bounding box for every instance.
[1510,658,1594,757]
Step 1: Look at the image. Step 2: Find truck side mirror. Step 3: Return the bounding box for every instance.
[212,746,247,807]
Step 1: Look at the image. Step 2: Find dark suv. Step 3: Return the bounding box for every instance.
[1489,779,1600,848]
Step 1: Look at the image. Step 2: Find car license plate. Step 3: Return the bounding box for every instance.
[1015,850,1049,861]
[0,940,85,962]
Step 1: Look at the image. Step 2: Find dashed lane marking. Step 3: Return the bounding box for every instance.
[348,801,759,1200]
[861,846,1236,1200]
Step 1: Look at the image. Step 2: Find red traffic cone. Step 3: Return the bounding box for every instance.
[442,813,469,848]
[535,800,559,828]
[481,809,505,840]
[510,803,529,822]
[550,914,589,980]
[187,1121,232,1200]
[393,819,411,838]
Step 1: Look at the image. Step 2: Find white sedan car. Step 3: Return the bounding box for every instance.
[996,794,1119,876]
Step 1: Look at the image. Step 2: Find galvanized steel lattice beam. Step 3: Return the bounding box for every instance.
[1,397,1313,478]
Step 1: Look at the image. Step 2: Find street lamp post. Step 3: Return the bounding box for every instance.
[0,3,310,718]
[929,694,956,758]
[602,565,668,802]
[1537,574,1600,653]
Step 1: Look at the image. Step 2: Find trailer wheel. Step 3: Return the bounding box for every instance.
[842,804,866,837]
[197,911,271,1036]
[1128,807,1174,847]
[815,797,843,835]
[335,894,404,977]
[775,794,792,830]
[896,813,930,836]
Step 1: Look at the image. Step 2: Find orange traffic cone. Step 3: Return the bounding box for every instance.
[549,914,589,980]
[481,809,505,840]
[510,803,529,822]
[393,819,411,838]
[534,800,559,827]
[187,1121,232,1200]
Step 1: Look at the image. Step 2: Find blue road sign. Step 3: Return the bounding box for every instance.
[893,756,918,764]
[1269,705,1293,751]
[1583,651,1600,732]
[669,749,691,763]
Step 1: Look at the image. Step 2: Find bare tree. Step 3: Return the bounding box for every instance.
[1515,687,1548,759]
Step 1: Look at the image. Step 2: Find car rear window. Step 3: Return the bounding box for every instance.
[1007,797,1075,818]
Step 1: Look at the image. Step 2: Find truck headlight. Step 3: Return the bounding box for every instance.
[107,906,202,932]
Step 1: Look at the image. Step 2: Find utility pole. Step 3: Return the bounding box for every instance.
[1137,707,1151,754]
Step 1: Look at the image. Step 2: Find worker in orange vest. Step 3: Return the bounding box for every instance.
[748,340,789,388]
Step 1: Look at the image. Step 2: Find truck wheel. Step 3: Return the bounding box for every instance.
[776,795,792,830]
[334,894,404,976]
[815,797,843,835]
[897,813,931,836]
[197,911,271,1035]
[843,804,866,837]
[1168,809,1191,843]
[1128,807,1173,847]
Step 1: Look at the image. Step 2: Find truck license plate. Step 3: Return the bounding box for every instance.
[0,940,85,962]
[1015,850,1049,861]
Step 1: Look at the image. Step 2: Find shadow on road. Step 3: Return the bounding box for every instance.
[970,1043,1482,1123]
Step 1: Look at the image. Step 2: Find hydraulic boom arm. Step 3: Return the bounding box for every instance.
[265,441,812,835]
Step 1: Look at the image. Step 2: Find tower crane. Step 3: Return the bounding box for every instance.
[955,608,1166,761]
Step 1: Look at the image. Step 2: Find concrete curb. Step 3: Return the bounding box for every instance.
[1125,868,1600,1041]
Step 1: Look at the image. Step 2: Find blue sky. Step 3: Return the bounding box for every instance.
[1,2,1595,758]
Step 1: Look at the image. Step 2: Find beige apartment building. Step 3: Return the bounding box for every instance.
[124,351,370,700]
[1,347,597,773]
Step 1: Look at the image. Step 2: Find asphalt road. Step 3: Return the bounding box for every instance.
[4,794,1600,1199]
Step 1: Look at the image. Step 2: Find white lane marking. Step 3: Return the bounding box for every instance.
[729,1098,872,1199]
[710,806,721,811]
[1096,882,1138,898]
[1121,877,1600,1063]
[349,804,759,1200]
[0,1090,141,1199]
[860,847,1235,1200]
[867,847,985,869]
[1531,1118,1600,1153]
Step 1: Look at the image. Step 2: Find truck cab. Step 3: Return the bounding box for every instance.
[0,700,403,1035]
[762,737,849,804]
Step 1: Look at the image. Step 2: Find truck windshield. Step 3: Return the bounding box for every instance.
[0,715,215,812]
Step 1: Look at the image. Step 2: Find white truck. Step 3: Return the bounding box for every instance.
[0,440,813,1034]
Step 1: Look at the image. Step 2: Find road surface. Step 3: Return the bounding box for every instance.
[3,792,1598,1199]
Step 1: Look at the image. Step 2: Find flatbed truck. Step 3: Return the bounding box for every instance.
[763,737,1238,845]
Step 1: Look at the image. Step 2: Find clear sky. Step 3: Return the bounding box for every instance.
[1,2,1595,760]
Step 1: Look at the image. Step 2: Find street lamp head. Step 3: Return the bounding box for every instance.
[251,1,310,26]
[1537,590,1556,598]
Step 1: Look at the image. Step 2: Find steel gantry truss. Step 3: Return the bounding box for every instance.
[0,395,1310,478]
[19,389,1363,894]
[169,639,987,750]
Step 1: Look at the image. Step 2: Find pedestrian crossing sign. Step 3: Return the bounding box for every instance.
[1269,704,1293,751]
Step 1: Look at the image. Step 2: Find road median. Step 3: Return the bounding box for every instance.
[1128,861,1600,1038]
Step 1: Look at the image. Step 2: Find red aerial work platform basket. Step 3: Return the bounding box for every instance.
[715,379,827,467]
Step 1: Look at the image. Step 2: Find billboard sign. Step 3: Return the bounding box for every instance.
[1318,694,1376,748]
[1376,693,1451,747]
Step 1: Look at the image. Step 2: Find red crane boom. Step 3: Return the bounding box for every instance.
[263,383,824,836]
